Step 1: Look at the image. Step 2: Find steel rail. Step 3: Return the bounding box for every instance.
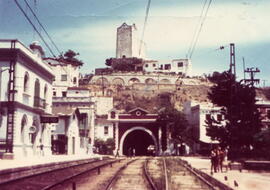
[179,159,218,190]
[163,158,169,190]
[143,158,158,190]
[104,158,138,190]
[42,159,123,190]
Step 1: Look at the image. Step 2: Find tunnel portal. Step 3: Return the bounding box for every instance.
[122,129,156,156]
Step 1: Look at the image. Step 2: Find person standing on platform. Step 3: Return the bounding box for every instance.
[132,148,136,157]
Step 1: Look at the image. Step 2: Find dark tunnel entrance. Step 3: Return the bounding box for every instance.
[123,130,156,156]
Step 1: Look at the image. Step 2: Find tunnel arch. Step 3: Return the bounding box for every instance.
[119,127,158,156]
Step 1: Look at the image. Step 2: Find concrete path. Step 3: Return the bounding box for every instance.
[181,157,270,190]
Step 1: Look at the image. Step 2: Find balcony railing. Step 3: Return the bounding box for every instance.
[34,96,45,109]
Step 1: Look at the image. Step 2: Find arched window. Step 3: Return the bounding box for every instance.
[21,115,27,143]
[23,72,29,93]
[34,79,40,107]
[44,85,48,109]
[44,85,47,100]
[73,77,77,84]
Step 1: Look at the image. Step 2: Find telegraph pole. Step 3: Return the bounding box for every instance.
[229,43,236,78]
[244,67,260,87]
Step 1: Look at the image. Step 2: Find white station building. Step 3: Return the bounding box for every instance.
[0,40,55,159]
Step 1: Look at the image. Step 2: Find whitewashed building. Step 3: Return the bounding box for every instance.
[52,87,95,155]
[44,57,80,97]
[0,40,55,159]
[183,101,223,154]
[92,97,114,142]
[143,59,192,76]
[46,57,95,155]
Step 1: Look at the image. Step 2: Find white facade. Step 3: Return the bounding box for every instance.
[183,101,222,152]
[143,59,192,76]
[44,58,80,97]
[52,87,95,155]
[94,118,114,141]
[52,108,87,155]
[0,40,54,159]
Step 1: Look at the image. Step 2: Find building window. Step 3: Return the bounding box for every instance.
[53,91,56,96]
[23,72,29,93]
[111,111,116,119]
[164,64,171,70]
[217,114,222,121]
[178,62,183,67]
[104,126,109,135]
[73,77,77,84]
[205,114,211,121]
[44,85,47,100]
[153,64,156,67]
[61,75,67,81]
[62,91,67,97]
[145,64,148,68]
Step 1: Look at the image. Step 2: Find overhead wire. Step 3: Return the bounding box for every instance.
[187,0,208,58]
[23,0,62,55]
[189,0,213,59]
[139,0,151,57]
[13,0,57,57]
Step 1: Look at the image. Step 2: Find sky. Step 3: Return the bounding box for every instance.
[0,0,269,86]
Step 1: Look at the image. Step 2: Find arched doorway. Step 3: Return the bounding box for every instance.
[119,127,158,156]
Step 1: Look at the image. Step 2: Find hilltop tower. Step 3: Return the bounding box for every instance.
[116,23,146,59]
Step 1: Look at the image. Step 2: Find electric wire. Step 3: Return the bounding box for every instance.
[13,0,57,57]
[187,0,208,58]
[189,0,213,59]
[23,0,62,55]
[139,0,151,56]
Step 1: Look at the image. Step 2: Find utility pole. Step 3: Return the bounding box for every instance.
[244,67,260,87]
[262,80,267,88]
[229,43,236,78]
[242,57,246,80]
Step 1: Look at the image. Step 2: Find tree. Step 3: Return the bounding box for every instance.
[60,49,84,66]
[157,106,189,147]
[206,71,262,159]
[94,138,115,155]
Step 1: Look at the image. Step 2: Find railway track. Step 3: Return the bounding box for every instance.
[0,157,121,190]
[146,157,219,190]
[105,158,154,190]
[0,157,229,190]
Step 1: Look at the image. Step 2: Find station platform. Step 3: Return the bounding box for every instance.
[0,154,102,171]
[181,156,270,190]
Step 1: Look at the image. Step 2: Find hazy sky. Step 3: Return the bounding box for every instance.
[0,0,269,86]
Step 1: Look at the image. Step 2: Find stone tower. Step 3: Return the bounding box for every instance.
[116,23,145,59]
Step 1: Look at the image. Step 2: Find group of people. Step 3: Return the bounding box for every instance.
[210,146,228,173]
